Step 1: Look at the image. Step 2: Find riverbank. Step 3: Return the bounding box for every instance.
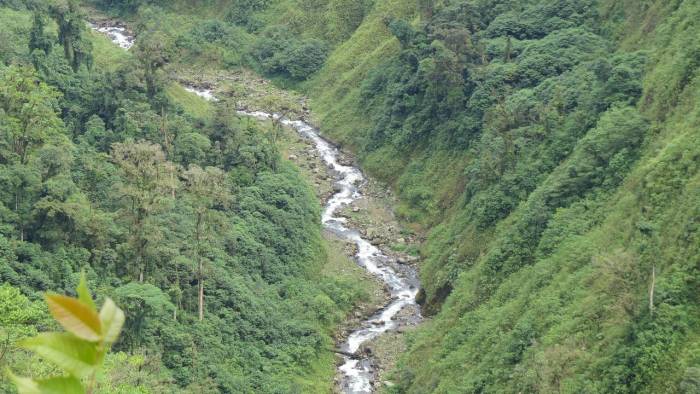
[274,115,423,391]
[240,108,423,392]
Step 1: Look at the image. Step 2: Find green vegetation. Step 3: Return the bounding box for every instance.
[303,0,700,392]
[0,1,373,392]
[9,274,125,394]
[3,0,700,392]
[86,0,374,82]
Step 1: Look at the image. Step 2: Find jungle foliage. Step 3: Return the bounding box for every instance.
[0,1,369,392]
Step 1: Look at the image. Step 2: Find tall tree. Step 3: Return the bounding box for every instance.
[133,31,167,98]
[111,141,177,282]
[0,66,66,241]
[0,67,63,165]
[49,0,93,72]
[28,12,53,56]
[182,165,230,321]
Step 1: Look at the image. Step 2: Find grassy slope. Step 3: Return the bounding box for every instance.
[306,0,414,149]
[306,0,470,231]
[305,0,700,391]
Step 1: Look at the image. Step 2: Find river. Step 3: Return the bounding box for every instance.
[241,112,422,393]
[90,22,421,393]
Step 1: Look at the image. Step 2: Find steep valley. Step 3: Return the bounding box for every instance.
[1,0,700,393]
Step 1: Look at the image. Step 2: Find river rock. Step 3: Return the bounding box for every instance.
[366,227,379,240]
[337,156,354,166]
[288,154,298,160]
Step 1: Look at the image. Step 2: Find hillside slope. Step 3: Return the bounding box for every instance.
[306,0,700,392]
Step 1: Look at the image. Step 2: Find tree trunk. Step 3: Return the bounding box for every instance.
[196,213,204,321]
[16,192,24,242]
[504,37,513,62]
[160,107,176,199]
[649,265,656,317]
[198,270,204,321]
[137,239,145,282]
[135,208,145,282]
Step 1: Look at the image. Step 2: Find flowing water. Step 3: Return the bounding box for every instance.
[183,85,218,101]
[88,22,134,50]
[91,22,422,393]
[239,112,422,393]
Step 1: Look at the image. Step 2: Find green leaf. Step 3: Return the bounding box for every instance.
[35,376,85,394]
[46,294,102,342]
[76,273,96,312]
[21,333,99,379]
[99,298,124,344]
[8,372,40,394]
[13,374,85,394]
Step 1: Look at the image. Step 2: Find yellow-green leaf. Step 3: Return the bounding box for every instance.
[8,371,40,394]
[21,333,99,379]
[76,273,96,312]
[12,374,85,394]
[36,376,84,394]
[99,298,124,344]
[46,294,102,341]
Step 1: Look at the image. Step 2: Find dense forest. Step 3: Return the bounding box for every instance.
[2,0,699,393]
[0,1,372,392]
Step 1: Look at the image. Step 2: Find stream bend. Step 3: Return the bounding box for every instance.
[90,23,422,393]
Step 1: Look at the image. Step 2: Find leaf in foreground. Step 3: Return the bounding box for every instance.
[21,333,99,379]
[46,294,102,341]
[76,273,97,312]
[99,298,125,344]
[10,373,85,394]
